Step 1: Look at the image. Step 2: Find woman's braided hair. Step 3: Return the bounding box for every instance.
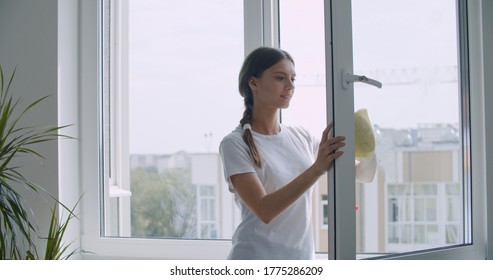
[238,47,294,168]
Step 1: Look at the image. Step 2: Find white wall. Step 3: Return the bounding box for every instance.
[0,0,80,257]
[0,0,59,255]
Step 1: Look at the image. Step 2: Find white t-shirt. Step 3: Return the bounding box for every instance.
[219,123,318,260]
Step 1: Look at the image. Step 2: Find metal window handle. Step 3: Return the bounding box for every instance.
[342,69,382,89]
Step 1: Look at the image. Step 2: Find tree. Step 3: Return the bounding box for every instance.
[130,167,196,238]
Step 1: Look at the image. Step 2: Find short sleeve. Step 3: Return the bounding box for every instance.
[219,134,256,192]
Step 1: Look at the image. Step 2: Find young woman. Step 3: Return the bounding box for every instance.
[219,47,346,259]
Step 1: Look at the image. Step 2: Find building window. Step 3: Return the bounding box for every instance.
[322,195,328,228]
[197,185,218,239]
[386,182,462,251]
[102,0,244,241]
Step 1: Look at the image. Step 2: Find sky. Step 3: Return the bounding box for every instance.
[127,0,459,154]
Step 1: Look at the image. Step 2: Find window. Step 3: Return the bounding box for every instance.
[350,0,469,258]
[102,0,244,242]
[327,0,487,259]
[321,195,328,228]
[79,0,490,259]
[197,185,218,239]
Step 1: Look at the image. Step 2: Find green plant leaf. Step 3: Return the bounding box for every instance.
[0,64,74,259]
[42,197,80,260]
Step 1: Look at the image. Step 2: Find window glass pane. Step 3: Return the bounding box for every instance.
[446,225,458,244]
[388,184,398,195]
[322,194,328,226]
[427,225,439,243]
[352,0,468,256]
[446,183,460,195]
[401,225,412,244]
[279,0,327,253]
[388,225,399,244]
[426,198,437,221]
[388,198,398,222]
[104,0,243,240]
[414,225,425,243]
[414,198,425,222]
[402,198,412,222]
[447,197,459,221]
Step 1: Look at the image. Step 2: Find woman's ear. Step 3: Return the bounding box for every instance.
[248,77,258,92]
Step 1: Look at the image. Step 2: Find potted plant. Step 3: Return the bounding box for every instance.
[0,65,76,259]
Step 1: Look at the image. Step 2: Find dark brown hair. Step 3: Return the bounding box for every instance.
[238,47,294,168]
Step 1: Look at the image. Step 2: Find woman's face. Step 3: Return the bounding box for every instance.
[249,57,296,110]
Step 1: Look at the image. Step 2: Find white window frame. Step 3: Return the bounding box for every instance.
[102,0,131,238]
[326,0,492,260]
[79,0,493,259]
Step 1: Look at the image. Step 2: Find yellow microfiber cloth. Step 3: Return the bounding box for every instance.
[354,108,376,158]
[354,108,377,183]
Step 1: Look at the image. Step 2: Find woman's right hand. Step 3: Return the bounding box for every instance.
[313,122,346,175]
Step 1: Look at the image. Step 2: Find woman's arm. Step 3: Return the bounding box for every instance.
[230,122,345,224]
